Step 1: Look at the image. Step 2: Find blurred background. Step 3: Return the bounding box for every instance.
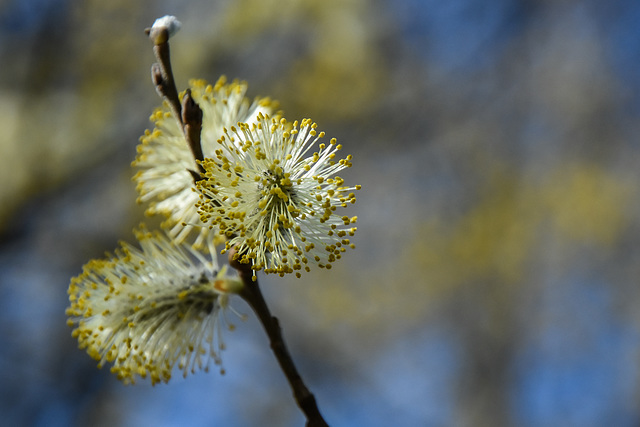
[1,0,640,426]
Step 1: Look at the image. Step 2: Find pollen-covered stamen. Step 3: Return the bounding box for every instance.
[196,114,360,279]
[66,226,244,385]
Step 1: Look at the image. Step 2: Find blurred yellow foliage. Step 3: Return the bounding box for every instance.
[414,161,629,289]
[70,0,147,143]
[220,0,386,119]
[0,1,149,228]
[543,163,630,245]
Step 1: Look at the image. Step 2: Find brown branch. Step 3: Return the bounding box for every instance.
[230,251,329,427]
[182,89,205,175]
[146,27,183,124]
[146,24,205,179]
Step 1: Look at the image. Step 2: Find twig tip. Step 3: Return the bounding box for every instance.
[148,15,182,44]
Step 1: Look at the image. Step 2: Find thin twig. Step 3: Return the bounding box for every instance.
[182,88,206,175]
[146,25,205,177]
[147,27,182,123]
[231,251,329,427]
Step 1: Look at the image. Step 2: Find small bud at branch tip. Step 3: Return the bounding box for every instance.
[147,15,181,44]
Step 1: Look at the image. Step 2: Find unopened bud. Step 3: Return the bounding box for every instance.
[146,15,181,44]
